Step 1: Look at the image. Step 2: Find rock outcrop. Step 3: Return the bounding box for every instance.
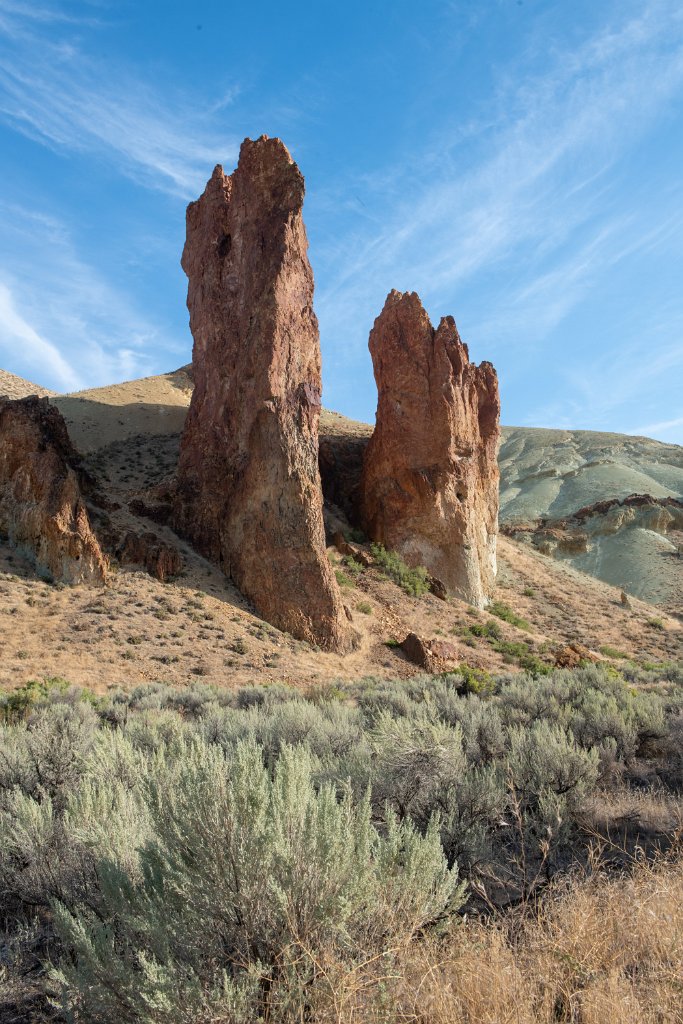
[359,290,500,607]
[0,396,106,584]
[174,136,351,651]
[400,631,459,672]
[117,530,182,582]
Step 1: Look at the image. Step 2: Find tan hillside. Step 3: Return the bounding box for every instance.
[0,366,679,691]
[53,365,193,452]
[0,369,56,400]
[1,519,680,692]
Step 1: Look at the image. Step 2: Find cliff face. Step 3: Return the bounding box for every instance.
[359,290,500,606]
[174,136,351,651]
[0,396,106,584]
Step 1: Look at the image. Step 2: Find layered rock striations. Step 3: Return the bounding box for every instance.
[0,396,107,584]
[360,290,500,606]
[175,136,350,650]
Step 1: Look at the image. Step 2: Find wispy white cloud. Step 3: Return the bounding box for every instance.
[0,0,104,28]
[0,282,81,390]
[633,415,683,438]
[0,3,238,197]
[518,319,683,443]
[315,0,683,365]
[0,199,166,391]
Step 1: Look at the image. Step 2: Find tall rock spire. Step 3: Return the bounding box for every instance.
[175,136,351,650]
[360,289,500,606]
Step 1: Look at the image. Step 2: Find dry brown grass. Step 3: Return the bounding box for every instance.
[0,369,55,400]
[299,852,683,1023]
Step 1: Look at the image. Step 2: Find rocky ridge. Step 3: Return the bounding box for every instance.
[0,370,680,691]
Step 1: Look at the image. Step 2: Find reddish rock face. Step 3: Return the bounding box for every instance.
[360,290,500,607]
[175,136,350,651]
[117,530,182,582]
[0,396,107,584]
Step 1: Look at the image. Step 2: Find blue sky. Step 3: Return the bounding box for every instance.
[0,0,682,442]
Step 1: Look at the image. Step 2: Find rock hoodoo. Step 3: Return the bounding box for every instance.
[117,530,182,583]
[0,396,107,584]
[359,290,500,607]
[174,136,351,650]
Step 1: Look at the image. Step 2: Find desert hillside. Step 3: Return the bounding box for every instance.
[0,366,680,692]
[498,427,683,612]
[499,426,683,519]
[52,365,193,452]
[2,366,682,615]
[0,369,56,400]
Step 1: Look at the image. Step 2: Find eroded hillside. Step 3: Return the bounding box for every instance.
[0,370,680,691]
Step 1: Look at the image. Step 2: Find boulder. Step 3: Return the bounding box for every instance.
[400,631,459,672]
[360,290,500,607]
[332,531,373,567]
[0,396,106,584]
[554,643,599,669]
[428,575,448,601]
[174,136,351,651]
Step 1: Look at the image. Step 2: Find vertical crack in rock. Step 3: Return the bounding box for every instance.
[175,136,351,650]
[360,290,500,606]
[0,396,107,584]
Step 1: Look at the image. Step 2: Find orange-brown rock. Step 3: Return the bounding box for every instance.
[331,531,373,567]
[0,396,106,584]
[400,631,459,672]
[117,530,182,582]
[360,290,500,607]
[174,136,350,651]
[554,643,600,669]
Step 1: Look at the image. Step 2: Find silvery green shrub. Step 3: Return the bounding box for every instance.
[51,739,463,1023]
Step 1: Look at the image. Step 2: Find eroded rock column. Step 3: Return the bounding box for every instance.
[175,136,350,650]
[360,290,500,606]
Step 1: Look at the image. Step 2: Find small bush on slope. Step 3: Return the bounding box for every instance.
[370,542,431,596]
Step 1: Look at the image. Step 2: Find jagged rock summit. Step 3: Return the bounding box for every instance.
[174,135,352,651]
[360,290,500,606]
[0,396,107,584]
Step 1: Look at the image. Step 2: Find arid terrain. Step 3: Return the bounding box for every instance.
[0,366,680,692]
[499,426,683,613]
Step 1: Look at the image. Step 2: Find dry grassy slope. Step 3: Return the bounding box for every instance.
[0,367,680,692]
[53,365,193,452]
[0,369,56,400]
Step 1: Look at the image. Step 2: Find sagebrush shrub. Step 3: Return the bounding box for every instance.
[51,740,463,1022]
[1,663,681,1022]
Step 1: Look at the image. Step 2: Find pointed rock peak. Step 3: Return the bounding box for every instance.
[175,137,351,652]
[382,289,425,312]
[237,135,297,175]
